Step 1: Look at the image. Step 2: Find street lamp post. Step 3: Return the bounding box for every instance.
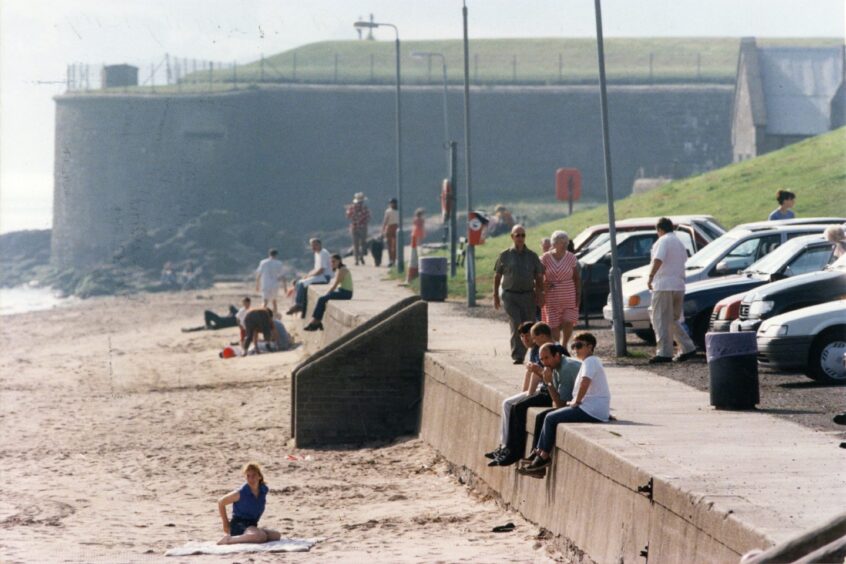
[462,0,476,306]
[411,51,457,276]
[354,20,405,273]
[592,0,627,357]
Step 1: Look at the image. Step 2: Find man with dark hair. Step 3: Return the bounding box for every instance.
[494,224,545,364]
[486,322,580,467]
[647,217,696,363]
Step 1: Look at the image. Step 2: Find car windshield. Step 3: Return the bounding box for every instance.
[685,233,740,269]
[580,231,646,264]
[743,237,808,275]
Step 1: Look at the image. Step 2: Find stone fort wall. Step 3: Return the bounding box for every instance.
[52,84,732,267]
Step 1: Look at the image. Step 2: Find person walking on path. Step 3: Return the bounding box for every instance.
[346,192,371,266]
[382,198,399,268]
[287,239,332,318]
[255,249,286,314]
[647,217,697,364]
[304,254,353,331]
[518,334,610,478]
[768,189,796,221]
[541,230,581,349]
[494,224,545,364]
[217,462,282,545]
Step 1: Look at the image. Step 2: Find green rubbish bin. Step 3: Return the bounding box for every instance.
[705,331,759,410]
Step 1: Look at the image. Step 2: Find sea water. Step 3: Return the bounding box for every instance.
[0,286,76,316]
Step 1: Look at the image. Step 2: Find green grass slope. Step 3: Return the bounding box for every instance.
[458,127,846,298]
[106,37,840,94]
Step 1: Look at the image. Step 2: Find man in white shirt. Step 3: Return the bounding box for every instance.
[647,217,696,363]
[287,238,332,318]
[255,249,286,314]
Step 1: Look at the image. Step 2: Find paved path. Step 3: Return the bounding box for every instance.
[306,263,846,545]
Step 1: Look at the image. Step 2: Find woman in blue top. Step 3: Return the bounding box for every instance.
[217,462,281,545]
[768,189,796,220]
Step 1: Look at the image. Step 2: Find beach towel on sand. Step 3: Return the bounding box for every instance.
[165,538,321,556]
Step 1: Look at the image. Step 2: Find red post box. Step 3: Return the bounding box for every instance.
[555,168,582,215]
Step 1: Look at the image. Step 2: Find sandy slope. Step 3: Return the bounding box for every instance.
[0,284,562,563]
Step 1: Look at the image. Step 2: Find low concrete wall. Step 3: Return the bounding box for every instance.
[293,282,774,562]
[291,292,427,447]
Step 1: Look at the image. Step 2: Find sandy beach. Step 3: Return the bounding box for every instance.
[0,284,563,563]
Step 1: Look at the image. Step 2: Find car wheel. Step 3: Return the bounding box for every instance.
[807,326,846,384]
[634,329,656,345]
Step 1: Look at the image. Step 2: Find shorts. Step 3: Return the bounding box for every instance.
[261,286,279,301]
[230,516,259,536]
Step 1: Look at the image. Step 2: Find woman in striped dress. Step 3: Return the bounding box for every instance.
[541,230,581,348]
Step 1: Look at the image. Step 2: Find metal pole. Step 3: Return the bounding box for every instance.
[393,30,405,273]
[449,141,458,277]
[462,1,476,306]
[593,0,627,356]
[440,56,450,169]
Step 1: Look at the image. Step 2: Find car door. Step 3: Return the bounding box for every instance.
[779,245,835,279]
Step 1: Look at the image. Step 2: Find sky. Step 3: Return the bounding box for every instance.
[1,0,843,233]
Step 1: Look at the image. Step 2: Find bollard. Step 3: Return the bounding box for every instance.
[419,257,448,301]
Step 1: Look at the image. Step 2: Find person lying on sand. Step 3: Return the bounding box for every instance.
[217,462,282,545]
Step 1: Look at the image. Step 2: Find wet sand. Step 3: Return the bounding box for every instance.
[0,284,563,563]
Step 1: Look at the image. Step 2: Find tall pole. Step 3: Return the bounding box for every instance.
[593,0,627,356]
[393,28,405,273]
[440,57,450,171]
[449,141,458,277]
[462,1,475,306]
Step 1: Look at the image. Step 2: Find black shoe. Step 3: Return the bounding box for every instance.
[673,351,697,362]
[286,306,301,315]
[512,358,523,365]
[833,413,846,425]
[484,446,503,460]
[517,456,549,477]
[648,355,673,364]
[487,458,501,467]
[491,447,512,466]
[304,322,319,332]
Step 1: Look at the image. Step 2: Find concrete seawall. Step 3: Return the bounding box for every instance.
[293,265,845,562]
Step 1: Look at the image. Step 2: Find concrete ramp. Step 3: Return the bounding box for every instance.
[291,295,427,447]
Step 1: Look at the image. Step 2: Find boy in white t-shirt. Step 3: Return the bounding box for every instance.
[518,332,610,478]
[255,249,286,314]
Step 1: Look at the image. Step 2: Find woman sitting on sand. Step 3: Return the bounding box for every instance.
[304,254,353,331]
[217,462,282,545]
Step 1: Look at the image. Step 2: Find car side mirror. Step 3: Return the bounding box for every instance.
[715,261,731,275]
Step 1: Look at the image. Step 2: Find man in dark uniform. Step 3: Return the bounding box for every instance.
[493,224,545,363]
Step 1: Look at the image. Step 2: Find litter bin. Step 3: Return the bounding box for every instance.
[419,257,448,301]
[705,331,759,409]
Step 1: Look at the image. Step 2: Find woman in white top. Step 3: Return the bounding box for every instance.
[518,332,610,477]
[381,198,400,268]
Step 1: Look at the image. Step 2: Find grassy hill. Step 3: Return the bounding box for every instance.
[107,37,841,94]
[448,127,846,298]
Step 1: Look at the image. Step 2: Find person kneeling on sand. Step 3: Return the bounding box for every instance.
[518,333,610,478]
[242,308,277,356]
[217,462,282,545]
[486,322,571,467]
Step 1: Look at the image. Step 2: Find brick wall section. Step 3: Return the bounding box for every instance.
[291,297,427,447]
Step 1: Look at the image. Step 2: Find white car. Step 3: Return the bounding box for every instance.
[757,300,846,383]
[603,223,835,342]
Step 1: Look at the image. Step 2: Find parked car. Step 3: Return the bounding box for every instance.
[736,254,846,333]
[757,300,846,383]
[579,230,658,314]
[604,224,834,343]
[709,235,836,332]
[571,215,724,258]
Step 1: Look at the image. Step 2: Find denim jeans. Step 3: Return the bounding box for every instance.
[536,406,600,454]
[312,288,352,320]
[294,274,331,309]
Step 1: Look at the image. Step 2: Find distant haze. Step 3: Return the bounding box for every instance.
[1,0,843,232]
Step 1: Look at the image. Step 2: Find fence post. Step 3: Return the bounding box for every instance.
[512,54,517,82]
[473,53,478,84]
[334,53,339,83]
[232,61,237,88]
[192,59,197,83]
[260,54,265,82]
[165,53,171,85]
[558,53,563,82]
[370,54,375,83]
[293,52,297,81]
[150,63,156,93]
[208,61,214,91]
